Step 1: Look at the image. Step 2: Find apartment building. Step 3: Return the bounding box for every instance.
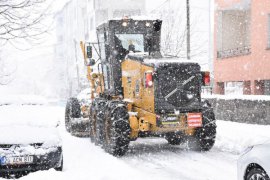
[214,0,270,95]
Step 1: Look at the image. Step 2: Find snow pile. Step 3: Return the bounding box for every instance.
[0,105,62,146]
[215,120,270,154]
[203,94,270,101]
[0,105,270,180]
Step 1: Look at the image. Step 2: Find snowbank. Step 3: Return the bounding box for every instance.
[215,120,270,154]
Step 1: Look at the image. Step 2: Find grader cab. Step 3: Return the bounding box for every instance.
[65,18,216,156]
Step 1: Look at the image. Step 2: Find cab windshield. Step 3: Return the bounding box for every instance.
[115,33,145,53]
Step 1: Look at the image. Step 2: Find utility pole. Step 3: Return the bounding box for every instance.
[186,0,191,60]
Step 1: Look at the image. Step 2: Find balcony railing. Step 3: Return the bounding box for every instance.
[217,46,251,59]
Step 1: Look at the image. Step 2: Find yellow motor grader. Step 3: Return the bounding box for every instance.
[66,17,216,156]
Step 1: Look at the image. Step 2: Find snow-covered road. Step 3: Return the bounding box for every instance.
[2,105,270,180]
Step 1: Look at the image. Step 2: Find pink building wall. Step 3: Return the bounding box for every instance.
[214,0,270,95]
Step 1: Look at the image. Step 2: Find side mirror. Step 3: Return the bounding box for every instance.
[85,58,96,66]
[86,45,93,59]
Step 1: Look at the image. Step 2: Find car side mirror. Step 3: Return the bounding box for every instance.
[85,58,96,66]
[153,20,162,32]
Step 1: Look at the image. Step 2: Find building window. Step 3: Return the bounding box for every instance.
[264,80,270,95]
[225,81,243,95]
[255,80,270,95]
[243,81,251,95]
[216,82,225,95]
[255,80,264,95]
[217,10,251,59]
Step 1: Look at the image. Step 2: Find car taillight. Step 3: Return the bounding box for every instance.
[202,71,210,86]
[145,71,153,88]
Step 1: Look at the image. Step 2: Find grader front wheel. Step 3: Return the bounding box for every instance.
[104,103,131,156]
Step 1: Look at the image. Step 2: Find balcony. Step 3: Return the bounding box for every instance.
[217,46,251,59]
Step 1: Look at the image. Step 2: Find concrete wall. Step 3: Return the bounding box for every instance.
[205,97,270,125]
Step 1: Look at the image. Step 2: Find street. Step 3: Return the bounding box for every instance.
[8,105,270,180]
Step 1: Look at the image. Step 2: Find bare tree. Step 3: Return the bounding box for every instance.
[0,0,52,85]
[151,2,208,59]
[0,49,16,85]
[0,0,52,43]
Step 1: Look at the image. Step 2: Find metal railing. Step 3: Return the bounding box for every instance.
[217,46,251,59]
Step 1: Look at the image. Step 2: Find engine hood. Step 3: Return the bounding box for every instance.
[0,125,61,146]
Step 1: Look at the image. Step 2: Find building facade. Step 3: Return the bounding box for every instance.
[214,0,270,95]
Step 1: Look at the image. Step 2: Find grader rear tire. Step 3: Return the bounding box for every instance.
[65,98,81,133]
[187,104,216,151]
[104,103,131,156]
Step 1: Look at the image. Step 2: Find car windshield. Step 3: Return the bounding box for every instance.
[0,105,59,128]
[0,95,59,128]
[115,33,145,52]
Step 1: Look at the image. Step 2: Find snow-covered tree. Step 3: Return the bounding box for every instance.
[0,0,52,85]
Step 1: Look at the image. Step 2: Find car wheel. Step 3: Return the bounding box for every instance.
[246,168,270,180]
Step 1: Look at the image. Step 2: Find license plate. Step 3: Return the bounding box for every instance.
[187,113,202,127]
[1,156,34,165]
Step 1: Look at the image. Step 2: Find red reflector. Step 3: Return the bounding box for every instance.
[145,72,153,88]
[203,72,210,86]
[187,113,202,127]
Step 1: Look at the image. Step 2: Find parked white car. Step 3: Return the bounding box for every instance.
[0,95,63,177]
[238,143,270,180]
